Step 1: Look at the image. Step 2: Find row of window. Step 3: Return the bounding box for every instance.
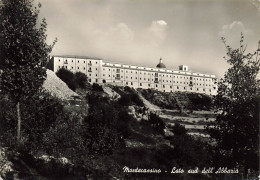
[125,82,211,92]
[58,66,99,71]
[58,59,98,64]
[101,74,212,86]
[103,74,213,82]
[103,68,211,80]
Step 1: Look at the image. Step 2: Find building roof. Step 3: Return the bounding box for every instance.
[53,55,102,60]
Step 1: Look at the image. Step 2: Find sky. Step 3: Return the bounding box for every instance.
[36,0,260,78]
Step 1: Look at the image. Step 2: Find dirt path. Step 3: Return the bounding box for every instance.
[103,85,120,100]
[137,92,161,111]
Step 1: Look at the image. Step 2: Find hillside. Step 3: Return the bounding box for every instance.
[105,85,216,137]
[0,74,218,180]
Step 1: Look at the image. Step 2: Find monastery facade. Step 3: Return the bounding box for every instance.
[49,55,218,95]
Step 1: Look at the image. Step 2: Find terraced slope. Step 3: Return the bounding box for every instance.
[137,89,216,137]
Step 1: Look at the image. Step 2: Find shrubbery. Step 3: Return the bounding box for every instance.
[56,68,88,91]
[92,83,104,92]
[187,93,213,111]
[171,122,187,135]
[75,72,88,89]
[116,110,134,138]
[0,91,64,152]
[41,92,125,159]
[0,89,125,162]
[56,68,77,91]
[148,113,165,135]
[169,123,212,168]
[140,89,213,111]
[0,75,215,179]
[118,93,144,107]
[42,112,88,163]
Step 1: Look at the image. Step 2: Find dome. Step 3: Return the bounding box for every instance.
[156,58,166,68]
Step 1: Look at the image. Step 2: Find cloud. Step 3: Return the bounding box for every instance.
[110,23,134,42]
[93,22,134,45]
[218,21,253,39]
[86,20,169,62]
[149,20,168,41]
[218,21,254,49]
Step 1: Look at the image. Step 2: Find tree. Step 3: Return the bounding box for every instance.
[56,68,77,91]
[171,122,187,136]
[85,94,124,155]
[207,34,260,175]
[0,0,56,142]
[148,113,165,135]
[75,71,88,89]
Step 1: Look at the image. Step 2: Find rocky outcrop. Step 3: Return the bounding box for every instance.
[102,85,120,100]
[43,69,79,100]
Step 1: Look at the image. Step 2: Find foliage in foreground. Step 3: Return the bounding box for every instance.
[0,91,124,160]
[207,34,260,174]
[0,92,63,151]
[0,0,56,141]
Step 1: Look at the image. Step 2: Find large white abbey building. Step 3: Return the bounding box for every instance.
[49,55,218,95]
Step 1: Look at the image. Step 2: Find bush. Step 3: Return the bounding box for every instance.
[56,68,89,91]
[118,93,144,107]
[56,68,77,91]
[42,112,88,163]
[86,92,109,105]
[86,92,125,155]
[0,91,64,153]
[22,92,64,153]
[116,110,134,138]
[171,123,187,135]
[148,113,165,135]
[187,93,213,111]
[118,94,131,106]
[75,72,88,89]
[169,133,212,168]
[85,102,125,155]
[92,83,103,92]
[131,93,144,106]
